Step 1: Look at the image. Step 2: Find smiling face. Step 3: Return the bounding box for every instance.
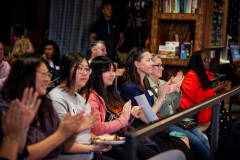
[44,45,55,60]
[73,59,90,90]
[35,62,51,97]
[202,52,210,70]
[151,58,164,79]
[135,52,153,78]
[102,64,116,88]
[94,43,107,57]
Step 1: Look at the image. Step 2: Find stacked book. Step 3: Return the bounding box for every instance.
[158,42,180,59]
[180,41,193,59]
[158,40,194,59]
[159,0,198,13]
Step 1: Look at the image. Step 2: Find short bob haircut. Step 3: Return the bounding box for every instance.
[1,53,54,131]
[11,38,31,58]
[38,40,60,66]
[59,51,88,90]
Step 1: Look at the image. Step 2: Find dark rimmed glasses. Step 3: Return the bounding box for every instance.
[202,58,211,63]
[153,64,164,68]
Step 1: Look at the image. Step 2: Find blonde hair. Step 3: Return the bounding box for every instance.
[150,53,161,62]
[11,38,31,58]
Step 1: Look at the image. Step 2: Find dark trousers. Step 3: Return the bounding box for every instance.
[102,142,158,160]
[93,153,115,160]
[150,133,197,160]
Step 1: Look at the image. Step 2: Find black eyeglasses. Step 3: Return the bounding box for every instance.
[153,64,164,68]
[202,58,211,63]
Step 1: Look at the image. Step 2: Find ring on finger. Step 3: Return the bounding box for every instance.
[29,104,34,108]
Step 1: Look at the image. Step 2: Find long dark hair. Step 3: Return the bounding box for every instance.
[1,54,54,131]
[60,51,90,96]
[38,40,60,66]
[187,50,211,91]
[121,47,150,92]
[80,56,124,114]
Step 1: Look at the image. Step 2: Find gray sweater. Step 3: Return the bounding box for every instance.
[48,86,93,160]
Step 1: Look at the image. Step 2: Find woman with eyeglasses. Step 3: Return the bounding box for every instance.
[147,53,211,160]
[120,47,197,160]
[179,51,227,123]
[0,54,98,160]
[79,56,158,160]
[47,52,113,160]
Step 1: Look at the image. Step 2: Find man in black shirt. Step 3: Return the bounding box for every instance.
[89,3,124,63]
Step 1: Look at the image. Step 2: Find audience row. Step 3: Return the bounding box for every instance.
[0,38,234,160]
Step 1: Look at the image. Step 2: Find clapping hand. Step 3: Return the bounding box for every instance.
[2,100,24,140]
[121,100,131,121]
[167,71,184,93]
[158,80,169,100]
[58,111,86,139]
[18,87,41,129]
[130,105,143,118]
[75,109,101,133]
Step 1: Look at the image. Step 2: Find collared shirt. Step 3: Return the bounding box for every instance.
[147,75,176,116]
[0,61,10,87]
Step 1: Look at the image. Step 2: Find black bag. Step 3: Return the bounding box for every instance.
[175,120,198,130]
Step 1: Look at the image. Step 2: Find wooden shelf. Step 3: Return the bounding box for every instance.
[210,45,225,48]
[202,0,228,49]
[157,13,198,20]
[161,58,189,67]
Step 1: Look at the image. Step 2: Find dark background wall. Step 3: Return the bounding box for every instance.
[0,0,152,54]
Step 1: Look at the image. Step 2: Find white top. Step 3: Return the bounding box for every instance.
[48,60,59,70]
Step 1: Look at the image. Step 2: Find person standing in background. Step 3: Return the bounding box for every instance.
[0,42,10,87]
[89,2,124,64]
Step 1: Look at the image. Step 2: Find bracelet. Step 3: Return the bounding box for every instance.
[3,136,20,142]
[89,144,93,153]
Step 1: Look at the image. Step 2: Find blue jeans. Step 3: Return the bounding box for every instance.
[168,125,210,160]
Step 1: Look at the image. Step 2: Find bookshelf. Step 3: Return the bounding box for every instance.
[11,26,27,49]
[150,0,228,80]
[202,0,228,48]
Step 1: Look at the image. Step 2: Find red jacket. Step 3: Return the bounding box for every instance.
[179,70,216,123]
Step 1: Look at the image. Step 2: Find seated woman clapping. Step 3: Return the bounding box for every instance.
[47,52,113,160]
[0,54,98,160]
[147,53,210,160]
[79,56,159,160]
[0,91,40,160]
[120,47,196,160]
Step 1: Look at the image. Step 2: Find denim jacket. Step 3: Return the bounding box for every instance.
[146,75,182,117]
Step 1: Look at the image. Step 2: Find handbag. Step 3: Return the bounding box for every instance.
[175,120,198,130]
[171,102,198,130]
